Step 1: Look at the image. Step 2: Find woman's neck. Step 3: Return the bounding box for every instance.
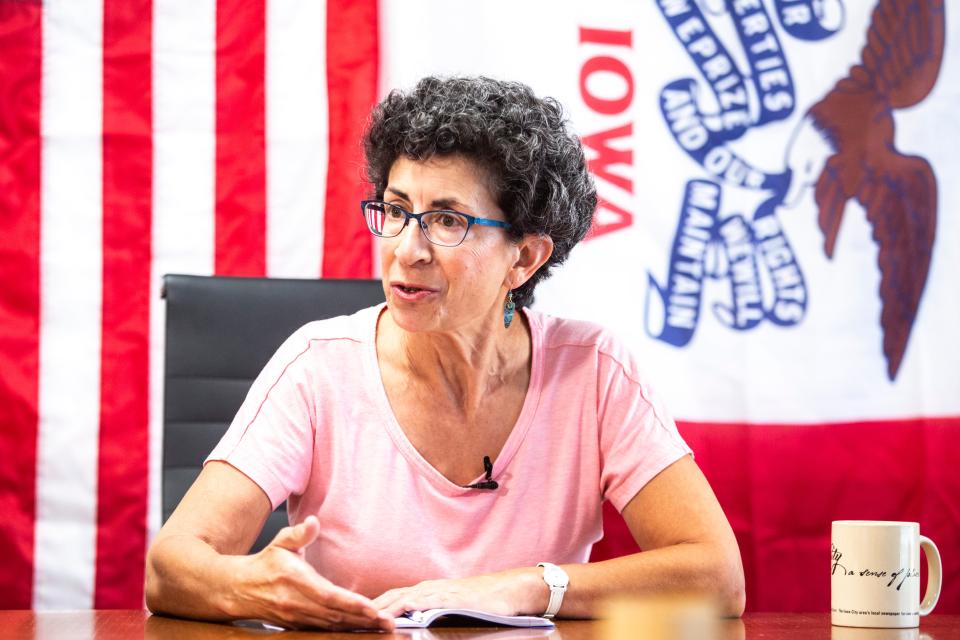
[378,307,531,416]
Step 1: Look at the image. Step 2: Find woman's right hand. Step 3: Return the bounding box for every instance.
[229,515,394,631]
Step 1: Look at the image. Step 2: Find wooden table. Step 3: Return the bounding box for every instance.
[2,610,958,639]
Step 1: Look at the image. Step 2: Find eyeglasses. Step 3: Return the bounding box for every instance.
[360,200,512,248]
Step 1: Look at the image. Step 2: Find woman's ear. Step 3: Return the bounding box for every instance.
[508,234,554,288]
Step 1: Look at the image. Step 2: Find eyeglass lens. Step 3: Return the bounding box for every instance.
[364,202,470,247]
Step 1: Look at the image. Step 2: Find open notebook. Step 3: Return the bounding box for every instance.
[395,609,555,628]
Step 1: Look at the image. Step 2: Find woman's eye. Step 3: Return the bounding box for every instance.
[437,213,464,228]
[386,205,405,219]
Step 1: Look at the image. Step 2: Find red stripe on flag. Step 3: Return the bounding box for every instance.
[95,0,153,608]
[322,0,378,278]
[215,0,267,276]
[590,416,960,613]
[0,0,43,609]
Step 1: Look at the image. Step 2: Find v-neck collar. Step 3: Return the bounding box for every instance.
[363,303,544,497]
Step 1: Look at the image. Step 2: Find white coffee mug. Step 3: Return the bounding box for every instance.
[831,521,942,628]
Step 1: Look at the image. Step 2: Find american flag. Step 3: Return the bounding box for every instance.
[0,0,376,608]
[1,0,958,614]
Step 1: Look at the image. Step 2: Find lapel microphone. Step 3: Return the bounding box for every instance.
[464,455,499,490]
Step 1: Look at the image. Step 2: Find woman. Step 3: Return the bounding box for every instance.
[146,76,745,631]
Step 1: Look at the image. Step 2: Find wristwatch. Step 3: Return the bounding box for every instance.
[536,562,569,618]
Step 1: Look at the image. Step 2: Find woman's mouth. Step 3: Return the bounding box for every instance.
[391,284,437,301]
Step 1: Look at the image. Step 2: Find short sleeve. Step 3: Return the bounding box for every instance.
[596,347,692,513]
[205,329,317,509]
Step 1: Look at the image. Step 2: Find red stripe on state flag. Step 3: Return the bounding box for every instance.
[0,0,43,609]
[216,0,266,276]
[322,0,378,278]
[95,0,153,608]
[590,416,960,613]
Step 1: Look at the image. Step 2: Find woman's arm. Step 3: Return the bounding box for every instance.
[146,461,393,630]
[550,455,745,617]
[374,455,745,618]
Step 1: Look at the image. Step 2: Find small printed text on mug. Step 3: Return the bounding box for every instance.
[831,608,920,617]
[831,545,920,591]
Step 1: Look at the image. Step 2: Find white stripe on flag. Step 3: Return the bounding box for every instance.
[34,0,104,610]
[149,0,218,543]
[266,0,328,278]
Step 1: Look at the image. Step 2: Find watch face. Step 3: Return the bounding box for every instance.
[544,565,569,588]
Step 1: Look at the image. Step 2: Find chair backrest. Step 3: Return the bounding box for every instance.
[162,274,385,551]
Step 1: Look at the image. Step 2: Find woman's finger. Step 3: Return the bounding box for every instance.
[380,600,408,617]
[300,607,392,631]
[264,587,389,632]
[304,577,381,617]
[300,596,396,631]
[375,582,451,615]
[373,590,416,615]
[268,515,321,554]
[284,569,395,629]
[265,609,386,632]
[380,594,435,617]
[372,587,405,610]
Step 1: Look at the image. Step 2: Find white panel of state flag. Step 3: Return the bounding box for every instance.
[380,0,960,424]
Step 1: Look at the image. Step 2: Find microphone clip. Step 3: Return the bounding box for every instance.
[464,455,499,490]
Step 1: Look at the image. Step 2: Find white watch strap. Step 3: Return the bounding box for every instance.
[544,585,564,619]
[537,562,568,618]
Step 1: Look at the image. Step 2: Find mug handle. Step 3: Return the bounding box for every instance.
[919,535,942,616]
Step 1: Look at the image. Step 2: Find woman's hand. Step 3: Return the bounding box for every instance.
[146,464,394,629]
[230,516,395,631]
[373,570,546,618]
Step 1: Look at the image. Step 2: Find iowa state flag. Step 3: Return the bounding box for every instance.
[1,0,958,613]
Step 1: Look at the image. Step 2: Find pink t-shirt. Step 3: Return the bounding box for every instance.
[207,304,691,598]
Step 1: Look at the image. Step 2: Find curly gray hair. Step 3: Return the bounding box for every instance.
[363,76,597,308]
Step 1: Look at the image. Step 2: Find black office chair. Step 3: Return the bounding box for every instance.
[161,274,385,552]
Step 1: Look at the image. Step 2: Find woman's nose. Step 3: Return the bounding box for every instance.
[394,217,432,263]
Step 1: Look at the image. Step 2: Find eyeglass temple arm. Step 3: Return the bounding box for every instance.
[471,218,512,229]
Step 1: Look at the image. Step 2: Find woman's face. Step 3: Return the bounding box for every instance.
[379,154,519,335]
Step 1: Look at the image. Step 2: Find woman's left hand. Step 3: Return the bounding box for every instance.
[373,570,544,618]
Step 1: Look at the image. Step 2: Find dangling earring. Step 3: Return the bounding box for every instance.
[503,290,516,329]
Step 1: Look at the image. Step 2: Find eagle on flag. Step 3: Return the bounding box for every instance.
[786,0,945,380]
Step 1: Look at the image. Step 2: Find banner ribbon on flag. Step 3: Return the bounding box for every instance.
[644,179,721,347]
[645,0,839,345]
[772,0,845,41]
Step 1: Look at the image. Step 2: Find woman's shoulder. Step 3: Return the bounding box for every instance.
[527,308,623,353]
[290,303,382,343]
[269,303,382,366]
[527,308,646,379]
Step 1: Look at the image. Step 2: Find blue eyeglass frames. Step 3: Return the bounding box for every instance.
[360,200,512,247]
